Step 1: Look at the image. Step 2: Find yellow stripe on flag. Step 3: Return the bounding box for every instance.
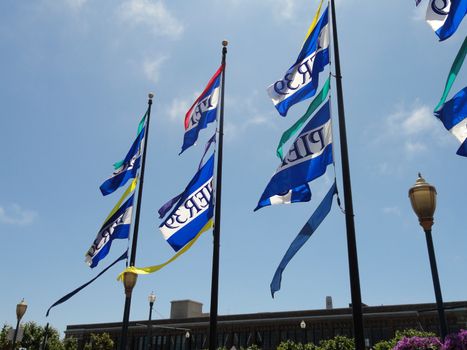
[117,219,213,280]
[104,177,138,223]
[303,0,324,44]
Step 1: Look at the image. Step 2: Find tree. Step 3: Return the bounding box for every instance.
[0,325,12,350]
[21,322,44,350]
[63,337,78,350]
[46,327,64,350]
[87,333,114,350]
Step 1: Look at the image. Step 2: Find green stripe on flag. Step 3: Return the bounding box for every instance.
[113,111,148,170]
[276,77,331,160]
[434,37,467,112]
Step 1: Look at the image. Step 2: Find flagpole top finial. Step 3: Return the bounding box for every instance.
[222,40,228,47]
[148,92,154,100]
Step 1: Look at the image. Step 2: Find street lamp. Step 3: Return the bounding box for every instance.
[12,299,27,350]
[147,292,156,350]
[185,331,191,350]
[120,271,138,350]
[300,320,306,344]
[408,173,448,340]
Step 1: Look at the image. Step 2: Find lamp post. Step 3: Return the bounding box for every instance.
[120,271,138,350]
[408,173,448,340]
[147,292,156,350]
[185,331,191,350]
[12,299,27,350]
[300,320,306,344]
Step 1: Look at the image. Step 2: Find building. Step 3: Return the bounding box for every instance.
[65,300,467,350]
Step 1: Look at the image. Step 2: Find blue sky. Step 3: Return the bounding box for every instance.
[1,0,466,336]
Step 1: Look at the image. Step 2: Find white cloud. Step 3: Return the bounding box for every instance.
[65,0,88,10]
[401,105,436,135]
[276,0,296,20]
[0,204,37,226]
[380,103,442,156]
[382,206,401,216]
[117,0,183,38]
[405,140,427,154]
[143,56,168,83]
[166,96,194,123]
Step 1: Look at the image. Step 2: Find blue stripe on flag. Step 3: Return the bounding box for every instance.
[87,194,135,268]
[434,86,466,130]
[160,154,215,251]
[180,75,221,154]
[270,181,337,297]
[274,49,330,117]
[100,127,145,196]
[435,0,467,41]
[254,183,312,211]
[457,139,467,156]
[257,101,333,204]
[100,157,140,196]
[268,7,330,117]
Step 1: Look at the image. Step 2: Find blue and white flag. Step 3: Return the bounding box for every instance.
[100,126,145,196]
[426,0,467,41]
[267,7,330,117]
[256,100,333,207]
[254,184,311,211]
[85,193,135,268]
[434,86,467,156]
[180,66,222,154]
[160,154,215,251]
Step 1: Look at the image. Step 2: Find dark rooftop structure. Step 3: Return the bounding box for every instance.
[66,300,467,350]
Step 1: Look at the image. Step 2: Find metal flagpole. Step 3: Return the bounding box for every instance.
[209,41,228,350]
[120,93,154,350]
[329,1,365,349]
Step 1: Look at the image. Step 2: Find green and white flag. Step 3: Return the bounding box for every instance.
[276,77,331,160]
[434,37,467,112]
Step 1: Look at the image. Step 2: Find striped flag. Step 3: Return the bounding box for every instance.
[267,6,330,117]
[426,0,467,41]
[100,126,145,196]
[160,154,214,251]
[256,100,333,208]
[85,179,137,268]
[180,66,222,154]
[434,87,467,156]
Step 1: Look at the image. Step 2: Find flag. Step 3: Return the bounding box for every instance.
[85,180,136,268]
[160,154,215,251]
[100,126,145,196]
[435,37,467,111]
[180,66,223,154]
[158,134,216,219]
[267,7,330,117]
[276,76,330,160]
[434,86,467,156]
[270,181,337,297]
[256,100,333,207]
[47,250,128,317]
[254,184,311,211]
[426,0,467,41]
[113,111,147,170]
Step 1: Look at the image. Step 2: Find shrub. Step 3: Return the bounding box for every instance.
[276,340,318,350]
[319,335,355,350]
[442,329,467,350]
[393,336,441,350]
[374,329,437,350]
